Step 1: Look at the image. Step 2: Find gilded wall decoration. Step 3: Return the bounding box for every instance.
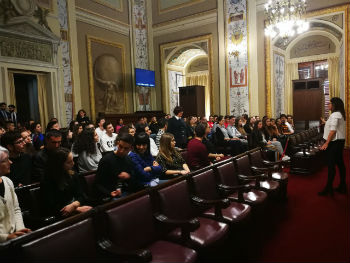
[133,0,150,111]
[225,0,249,115]
[273,53,285,117]
[339,41,345,100]
[290,35,336,59]
[57,0,73,123]
[87,36,126,121]
[229,86,249,116]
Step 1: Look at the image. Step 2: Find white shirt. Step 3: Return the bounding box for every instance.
[150,138,159,157]
[0,177,25,242]
[95,127,105,141]
[227,125,240,138]
[77,144,103,173]
[100,133,117,152]
[323,112,345,141]
[285,122,294,133]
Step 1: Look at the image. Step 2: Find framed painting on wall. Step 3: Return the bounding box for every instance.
[87,36,126,121]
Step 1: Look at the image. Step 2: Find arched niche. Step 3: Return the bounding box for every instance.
[160,35,213,116]
[264,4,350,146]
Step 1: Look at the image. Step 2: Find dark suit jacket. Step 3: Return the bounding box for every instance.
[167,117,187,148]
[0,110,10,123]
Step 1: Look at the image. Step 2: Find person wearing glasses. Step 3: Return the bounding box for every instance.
[0,146,31,242]
[0,131,32,186]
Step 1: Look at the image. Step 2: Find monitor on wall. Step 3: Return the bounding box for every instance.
[135,68,155,87]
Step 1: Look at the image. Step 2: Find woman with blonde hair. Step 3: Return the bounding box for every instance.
[156,133,190,179]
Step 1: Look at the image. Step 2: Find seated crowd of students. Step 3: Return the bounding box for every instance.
[0,103,296,243]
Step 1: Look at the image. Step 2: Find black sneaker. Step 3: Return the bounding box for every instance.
[334,186,347,194]
[318,189,334,196]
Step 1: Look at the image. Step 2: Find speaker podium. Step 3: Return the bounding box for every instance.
[178,85,205,117]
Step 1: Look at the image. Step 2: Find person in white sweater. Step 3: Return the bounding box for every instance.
[72,128,102,173]
[95,117,106,141]
[100,122,117,153]
[0,146,31,242]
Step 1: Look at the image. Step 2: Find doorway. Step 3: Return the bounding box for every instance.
[13,74,40,123]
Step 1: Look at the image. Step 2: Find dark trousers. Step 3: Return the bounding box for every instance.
[228,140,245,156]
[325,139,346,189]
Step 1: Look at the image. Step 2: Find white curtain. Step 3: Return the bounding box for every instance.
[7,72,16,106]
[37,74,49,132]
[327,56,340,99]
[285,62,299,115]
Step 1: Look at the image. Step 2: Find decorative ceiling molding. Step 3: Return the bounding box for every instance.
[169,48,206,66]
[76,7,129,36]
[153,10,217,37]
[285,30,340,59]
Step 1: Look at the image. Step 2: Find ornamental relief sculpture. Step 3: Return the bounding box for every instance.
[0,0,59,64]
[0,36,52,62]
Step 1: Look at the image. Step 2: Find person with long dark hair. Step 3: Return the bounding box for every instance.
[156,133,190,179]
[72,128,102,173]
[76,109,90,126]
[129,132,162,188]
[319,97,347,196]
[72,123,83,143]
[185,116,196,141]
[252,120,289,160]
[40,147,91,217]
[30,122,44,151]
[244,116,255,134]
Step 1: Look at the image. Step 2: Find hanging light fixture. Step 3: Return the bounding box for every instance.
[264,0,309,42]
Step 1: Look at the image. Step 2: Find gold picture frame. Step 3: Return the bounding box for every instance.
[86,35,127,121]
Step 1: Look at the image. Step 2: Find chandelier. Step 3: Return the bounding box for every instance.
[264,0,309,41]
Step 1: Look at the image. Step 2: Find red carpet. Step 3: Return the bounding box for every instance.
[258,150,350,263]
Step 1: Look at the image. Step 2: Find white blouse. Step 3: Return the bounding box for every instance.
[323,112,345,141]
[0,177,25,242]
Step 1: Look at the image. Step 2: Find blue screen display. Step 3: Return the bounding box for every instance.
[135,68,155,87]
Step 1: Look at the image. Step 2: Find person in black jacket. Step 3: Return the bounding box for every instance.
[148,116,159,135]
[32,130,62,182]
[0,102,10,123]
[40,147,91,218]
[94,133,135,200]
[76,109,90,127]
[166,106,187,149]
[0,131,32,186]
